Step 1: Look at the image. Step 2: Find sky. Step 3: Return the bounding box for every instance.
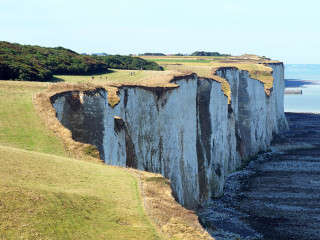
[1,0,320,63]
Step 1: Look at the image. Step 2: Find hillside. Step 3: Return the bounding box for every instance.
[0,81,67,155]
[0,145,160,240]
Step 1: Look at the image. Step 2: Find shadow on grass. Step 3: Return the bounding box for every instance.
[50,76,65,82]
[106,69,115,74]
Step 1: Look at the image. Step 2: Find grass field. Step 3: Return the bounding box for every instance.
[146,59,211,63]
[55,69,170,84]
[0,145,160,239]
[0,81,67,156]
[140,56,227,61]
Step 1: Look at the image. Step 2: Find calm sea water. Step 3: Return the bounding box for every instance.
[284,64,320,113]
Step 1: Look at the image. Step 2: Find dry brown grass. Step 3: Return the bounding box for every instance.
[211,62,274,95]
[162,64,232,102]
[160,57,279,100]
[123,169,213,240]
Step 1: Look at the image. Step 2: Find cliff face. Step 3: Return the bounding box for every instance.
[52,63,288,209]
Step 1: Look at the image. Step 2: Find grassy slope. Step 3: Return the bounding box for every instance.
[0,81,67,156]
[0,145,159,240]
[0,80,161,239]
[145,59,211,63]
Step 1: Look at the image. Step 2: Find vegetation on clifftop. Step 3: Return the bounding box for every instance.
[0,42,163,82]
[0,42,108,82]
[190,51,231,57]
[92,55,163,71]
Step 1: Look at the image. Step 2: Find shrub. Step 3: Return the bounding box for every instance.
[82,145,100,159]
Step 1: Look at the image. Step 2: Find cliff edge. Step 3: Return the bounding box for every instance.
[46,59,287,209]
[39,57,288,209]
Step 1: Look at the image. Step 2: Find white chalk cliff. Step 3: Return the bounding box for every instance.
[52,63,288,209]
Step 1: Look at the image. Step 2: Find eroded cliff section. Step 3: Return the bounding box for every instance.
[52,63,288,209]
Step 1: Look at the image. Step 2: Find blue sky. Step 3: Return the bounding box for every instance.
[1,0,319,63]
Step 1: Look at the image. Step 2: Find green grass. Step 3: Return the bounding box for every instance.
[0,145,160,239]
[55,69,170,84]
[146,59,211,63]
[0,81,67,156]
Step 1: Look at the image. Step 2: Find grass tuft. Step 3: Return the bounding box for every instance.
[82,145,100,159]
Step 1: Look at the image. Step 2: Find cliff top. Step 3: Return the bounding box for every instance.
[54,55,281,105]
[143,55,281,98]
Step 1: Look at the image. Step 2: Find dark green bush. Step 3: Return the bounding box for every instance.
[92,55,163,71]
[0,41,108,81]
[82,145,100,159]
[190,51,231,57]
[0,41,163,81]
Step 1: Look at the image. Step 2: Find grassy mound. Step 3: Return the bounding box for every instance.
[0,145,160,239]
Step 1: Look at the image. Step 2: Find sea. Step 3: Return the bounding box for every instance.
[284,64,320,113]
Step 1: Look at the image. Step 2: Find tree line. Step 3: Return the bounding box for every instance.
[190,51,231,57]
[138,53,166,56]
[92,55,163,71]
[0,42,163,82]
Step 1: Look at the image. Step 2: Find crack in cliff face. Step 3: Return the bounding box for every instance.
[114,116,138,168]
[196,79,213,202]
[125,128,138,168]
[123,88,128,108]
[237,72,253,156]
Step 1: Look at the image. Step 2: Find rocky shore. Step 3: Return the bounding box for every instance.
[199,112,320,240]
